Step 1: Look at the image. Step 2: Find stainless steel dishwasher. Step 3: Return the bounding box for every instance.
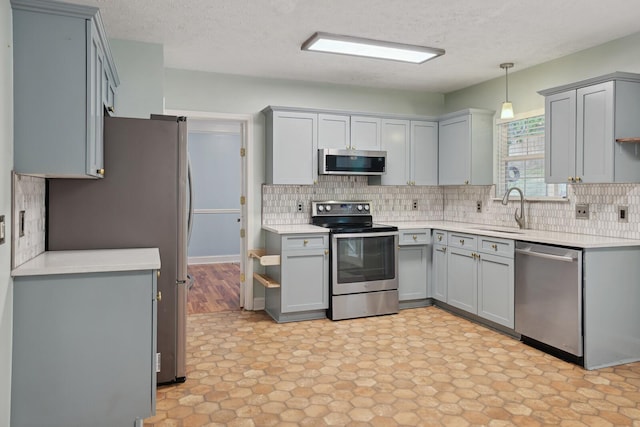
[515,242,583,358]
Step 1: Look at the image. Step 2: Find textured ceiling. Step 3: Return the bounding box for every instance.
[66,0,640,92]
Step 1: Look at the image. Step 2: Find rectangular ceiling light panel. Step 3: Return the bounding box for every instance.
[301,32,445,64]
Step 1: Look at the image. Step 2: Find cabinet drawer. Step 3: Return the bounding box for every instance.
[433,230,447,244]
[448,232,477,250]
[399,229,431,245]
[478,236,514,258]
[283,235,327,250]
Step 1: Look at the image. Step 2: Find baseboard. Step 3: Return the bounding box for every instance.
[188,255,239,265]
[253,297,265,311]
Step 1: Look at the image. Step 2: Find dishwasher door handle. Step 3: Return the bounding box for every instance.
[515,248,577,262]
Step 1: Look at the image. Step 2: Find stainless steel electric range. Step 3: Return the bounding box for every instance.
[311,201,399,320]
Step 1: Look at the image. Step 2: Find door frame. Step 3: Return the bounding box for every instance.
[166,109,253,310]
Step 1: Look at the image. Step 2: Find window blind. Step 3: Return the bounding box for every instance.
[497,114,567,198]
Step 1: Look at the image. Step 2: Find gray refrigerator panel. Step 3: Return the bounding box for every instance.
[48,115,188,384]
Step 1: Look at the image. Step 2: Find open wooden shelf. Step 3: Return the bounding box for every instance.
[616,137,640,143]
[253,272,280,288]
[248,249,281,266]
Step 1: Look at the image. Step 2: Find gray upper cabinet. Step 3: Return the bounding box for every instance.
[318,114,381,151]
[318,114,350,149]
[12,0,119,178]
[380,119,411,185]
[379,119,438,186]
[350,116,382,150]
[438,109,494,185]
[264,107,318,185]
[411,121,438,185]
[540,72,640,184]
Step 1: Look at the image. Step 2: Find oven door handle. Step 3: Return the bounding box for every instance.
[331,231,399,239]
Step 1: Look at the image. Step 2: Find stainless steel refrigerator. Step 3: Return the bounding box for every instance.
[47,115,191,385]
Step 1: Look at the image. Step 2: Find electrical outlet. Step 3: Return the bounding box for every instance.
[618,205,629,222]
[412,200,418,211]
[296,201,304,213]
[476,200,482,213]
[575,203,589,220]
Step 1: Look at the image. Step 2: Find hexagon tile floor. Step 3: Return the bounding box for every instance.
[145,306,640,426]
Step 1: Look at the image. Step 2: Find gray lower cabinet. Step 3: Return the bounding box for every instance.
[12,270,157,427]
[398,229,431,307]
[438,231,515,329]
[431,230,448,302]
[265,232,329,322]
[477,238,514,328]
[12,0,118,178]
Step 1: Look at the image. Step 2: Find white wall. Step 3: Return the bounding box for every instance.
[444,31,640,113]
[0,0,12,423]
[109,39,164,118]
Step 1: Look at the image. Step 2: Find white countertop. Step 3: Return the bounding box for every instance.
[381,220,640,248]
[262,224,329,234]
[11,248,161,277]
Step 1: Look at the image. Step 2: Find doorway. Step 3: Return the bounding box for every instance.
[167,111,250,314]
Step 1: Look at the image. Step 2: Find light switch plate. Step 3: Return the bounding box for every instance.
[0,215,5,244]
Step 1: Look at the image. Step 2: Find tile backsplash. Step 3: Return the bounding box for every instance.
[263,177,640,240]
[262,176,443,225]
[12,173,46,267]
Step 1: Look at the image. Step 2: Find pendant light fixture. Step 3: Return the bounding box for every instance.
[500,62,514,119]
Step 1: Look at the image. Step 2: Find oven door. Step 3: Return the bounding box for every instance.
[331,231,398,295]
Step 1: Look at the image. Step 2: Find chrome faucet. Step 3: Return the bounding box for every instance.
[502,187,526,229]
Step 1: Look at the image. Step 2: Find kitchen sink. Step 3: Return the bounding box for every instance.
[468,226,526,235]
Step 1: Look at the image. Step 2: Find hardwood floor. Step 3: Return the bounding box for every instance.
[187,263,240,314]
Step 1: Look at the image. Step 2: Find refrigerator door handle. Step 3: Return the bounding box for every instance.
[187,155,194,245]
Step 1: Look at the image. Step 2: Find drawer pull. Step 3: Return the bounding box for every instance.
[438,235,443,241]
[491,244,498,250]
[157,291,162,302]
[413,235,417,240]
[436,247,447,253]
[303,239,309,245]
[324,250,329,255]
[460,239,465,245]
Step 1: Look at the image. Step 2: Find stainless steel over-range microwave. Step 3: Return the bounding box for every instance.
[318,148,387,175]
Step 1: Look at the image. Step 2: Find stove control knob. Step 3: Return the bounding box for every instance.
[317,205,324,212]
[364,205,370,211]
[325,205,332,212]
[357,205,363,211]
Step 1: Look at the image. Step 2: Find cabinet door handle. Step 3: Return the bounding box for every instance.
[413,235,417,241]
[464,180,469,185]
[436,247,447,253]
[303,240,309,245]
[157,291,162,302]
[568,176,574,182]
[107,106,114,113]
[437,235,442,241]
[576,176,582,183]
[97,168,105,175]
[157,270,161,278]
[324,250,329,255]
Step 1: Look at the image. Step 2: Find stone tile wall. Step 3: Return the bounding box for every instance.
[12,173,46,267]
[264,178,640,240]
